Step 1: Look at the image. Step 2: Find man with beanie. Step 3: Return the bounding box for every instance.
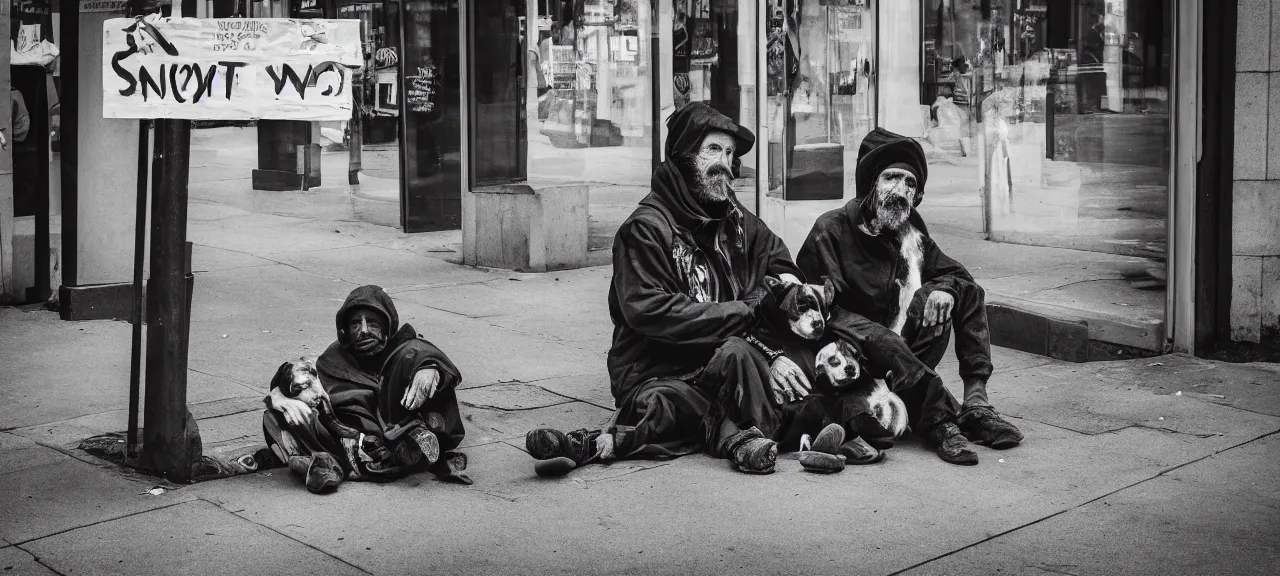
[525,102,810,476]
[797,128,1023,465]
[263,285,471,493]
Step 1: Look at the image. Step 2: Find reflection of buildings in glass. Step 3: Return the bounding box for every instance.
[534,0,646,149]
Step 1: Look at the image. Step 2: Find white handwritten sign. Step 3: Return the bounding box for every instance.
[102,17,363,120]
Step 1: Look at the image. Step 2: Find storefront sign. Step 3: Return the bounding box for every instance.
[101,16,362,120]
[80,0,130,13]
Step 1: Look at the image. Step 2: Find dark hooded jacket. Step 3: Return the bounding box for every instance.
[607,103,801,404]
[796,129,974,328]
[317,285,462,437]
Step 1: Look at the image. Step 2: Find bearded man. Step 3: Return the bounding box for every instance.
[525,102,815,476]
[797,128,1023,466]
[263,285,471,493]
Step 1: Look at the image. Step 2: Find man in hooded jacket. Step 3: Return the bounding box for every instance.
[797,128,1023,466]
[525,102,816,476]
[263,285,471,493]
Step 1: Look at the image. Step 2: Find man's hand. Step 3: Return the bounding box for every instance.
[769,356,812,404]
[268,387,314,428]
[595,433,616,461]
[402,368,440,411]
[922,291,955,328]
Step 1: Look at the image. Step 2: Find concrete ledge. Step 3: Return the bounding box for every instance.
[250,169,320,191]
[59,282,138,321]
[465,181,589,272]
[986,292,1164,362]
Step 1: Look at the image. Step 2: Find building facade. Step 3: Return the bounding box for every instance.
[0,0,1274,359]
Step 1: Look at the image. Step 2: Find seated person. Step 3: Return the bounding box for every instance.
[263,285,471,493]
[797,128,1024,466]
[524,102,809,476]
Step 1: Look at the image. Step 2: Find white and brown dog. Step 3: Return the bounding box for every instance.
[814,340,909,441]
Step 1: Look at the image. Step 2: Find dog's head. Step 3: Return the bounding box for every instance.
[762,276,835,340]
[271,357,326,407]
[814,340,866,388]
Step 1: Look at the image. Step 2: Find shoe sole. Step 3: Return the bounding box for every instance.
[412,430,441,466]
[798,451,846,473]
[534,456,578,477]
[941,453,980,466]
[810,423,846,454]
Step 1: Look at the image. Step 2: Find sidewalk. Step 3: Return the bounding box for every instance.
[1,195,1277,575]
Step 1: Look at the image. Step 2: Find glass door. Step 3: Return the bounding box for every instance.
[769,0,878,254]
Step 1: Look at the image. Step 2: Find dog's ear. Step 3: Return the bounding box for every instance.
[270,362,293,392]
[763,275,783,291]
[821,277,836,306]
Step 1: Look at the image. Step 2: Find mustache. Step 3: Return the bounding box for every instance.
[704,165,733,179]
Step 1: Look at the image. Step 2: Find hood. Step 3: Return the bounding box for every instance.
[854,128,929,207]
[334,285,400,347]
[664,101,755,161]
[643,103,755,231]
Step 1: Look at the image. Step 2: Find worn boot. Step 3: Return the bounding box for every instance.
[958,406,1023,449]
[922,422,979,466]
[525,428,605,477]
[838,436,884,465]
[288,453,343,494]
[429,451,473,485]
[404,427,441,467]
[721,427,777,475]
[798,423,847,474]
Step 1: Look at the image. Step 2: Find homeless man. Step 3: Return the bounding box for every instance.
[263,285,471,493]
[796,128,1023,466]
[525,102,828,475]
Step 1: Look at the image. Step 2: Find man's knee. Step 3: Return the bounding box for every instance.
[710,337,759,366]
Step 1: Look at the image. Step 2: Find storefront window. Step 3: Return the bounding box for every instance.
[517,0,655,253]
[978,0,1170,257]
[770,0,879,252]
[671,0,760,215]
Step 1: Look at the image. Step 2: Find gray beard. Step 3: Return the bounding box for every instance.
[692,176,731,204]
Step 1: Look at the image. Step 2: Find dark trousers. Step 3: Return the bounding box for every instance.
[697,337,833,455]
[903,283,994,408]
[263,383,466,476]
[612,337,830,459]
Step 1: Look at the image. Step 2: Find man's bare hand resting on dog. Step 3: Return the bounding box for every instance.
[402,368,440,411]
[769,356,812,405]
[267,388,314,428]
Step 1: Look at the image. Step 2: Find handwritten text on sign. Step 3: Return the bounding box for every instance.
[102,17,362,121]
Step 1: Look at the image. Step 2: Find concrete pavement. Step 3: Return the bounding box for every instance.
[1,189,1278,575]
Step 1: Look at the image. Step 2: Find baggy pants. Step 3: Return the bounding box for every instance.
[902,282,995,408]
[262,382,466,478]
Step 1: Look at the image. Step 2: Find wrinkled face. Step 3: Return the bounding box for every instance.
[873,167,917,231]
[690,131,736,204]
[346,308,387,356]
[815,340,865,387]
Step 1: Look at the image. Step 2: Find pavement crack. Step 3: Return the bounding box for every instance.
[12,544,70,576]
[189,242,361,285]
[201,497,375,575]
[460,399,575,413]
[885,428,1280,576]
[8,499,195,548]
[1129,424,1218,439]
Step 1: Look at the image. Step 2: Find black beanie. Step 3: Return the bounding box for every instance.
[854,128,928,207]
